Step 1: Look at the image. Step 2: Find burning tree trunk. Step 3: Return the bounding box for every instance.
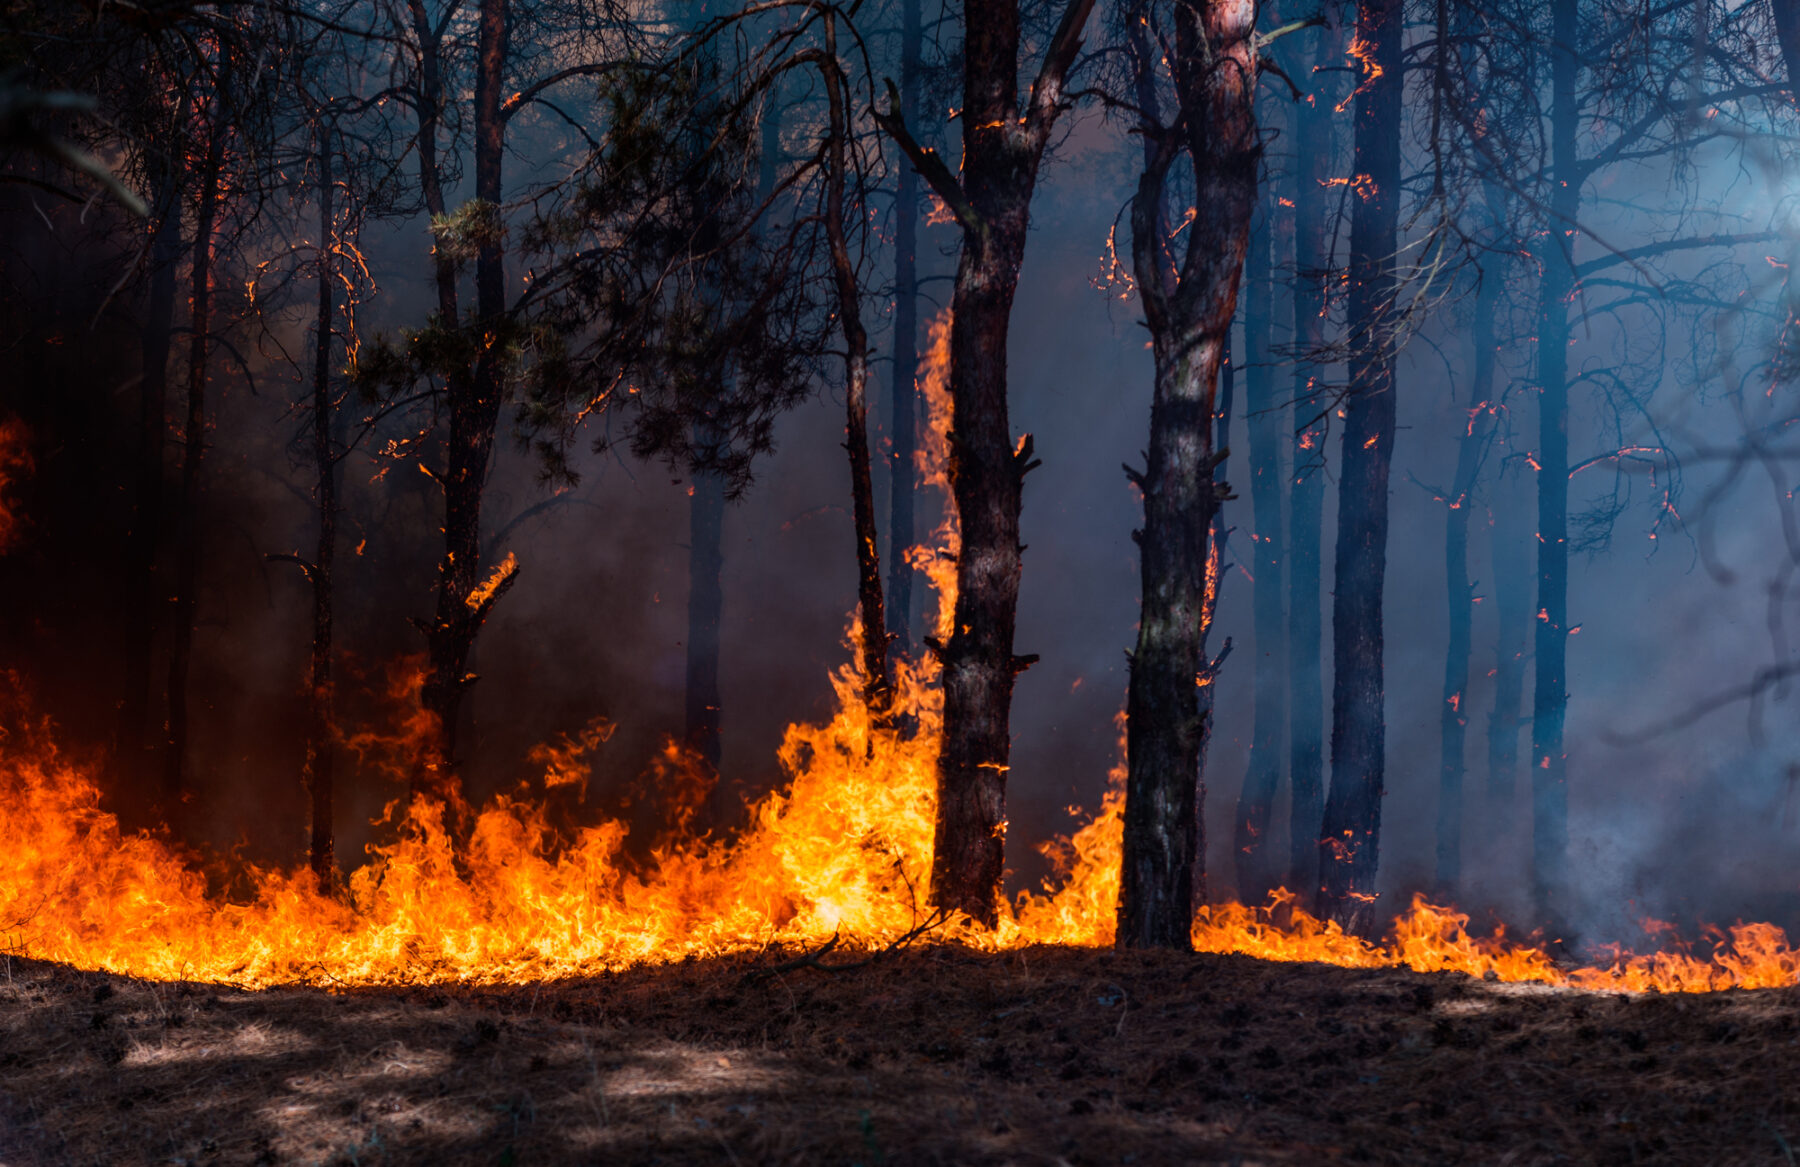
[118,144,183,795]
[164,69,231,808]
[885,0,922,661]
[1287,6,1345,900]
[877,0,1094,925]
[1116,0,1259,950]
[1528,0,1579,917]
[819,16,890,714]
[416,0,518,798]
[1233,194,1286,906]
[1316,0,1400,932]
[305,123,340,888]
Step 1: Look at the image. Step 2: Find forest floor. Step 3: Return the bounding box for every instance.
[2,944,1798,1167]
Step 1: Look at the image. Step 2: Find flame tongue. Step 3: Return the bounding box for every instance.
[2,314,1798,992]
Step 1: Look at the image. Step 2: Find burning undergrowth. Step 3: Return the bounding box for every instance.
[1,307,1799,994]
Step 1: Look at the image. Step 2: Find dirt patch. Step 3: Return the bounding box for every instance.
[2,944,1797,1165]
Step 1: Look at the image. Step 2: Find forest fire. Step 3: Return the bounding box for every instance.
[1,311,1794,996]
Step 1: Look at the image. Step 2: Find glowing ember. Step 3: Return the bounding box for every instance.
[0,316,1795,994]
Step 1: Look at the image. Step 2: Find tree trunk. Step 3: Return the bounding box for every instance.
[1530,0,1579,917]
[886,0,922,660]
[417,0,515,799]
[1118,0,1258,950]
[1286,7,1344,900]
[1316,0,1400,932]
[1435,318,1494,893]
[685,465,724,772]
[911,0,1093,926]
[821,18,890,714]
[164,74,230,810]
[118,147,182,797]
[1233,191,1286,906]
[1487,466,1530,802]
[306,124,339,889]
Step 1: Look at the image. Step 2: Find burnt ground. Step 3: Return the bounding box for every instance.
[2,945,1798,1166]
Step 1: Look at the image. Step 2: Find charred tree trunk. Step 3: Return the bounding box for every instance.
[1317,0,1400,932]
[1530,0,1579,916]
[886,0,922,660]
[1287,7,1344,899]
[1435,326,1494,893]
[821,19,890,713]
[1487,464,1530,802]
[118,148,183,795]
[685,465,724,772]
[306,125,339,889]
[879,0,1094,925]
[1117,0,1258,950]
[164,75,230,810]
[1233,193,1286,906]
[417,0,516,799]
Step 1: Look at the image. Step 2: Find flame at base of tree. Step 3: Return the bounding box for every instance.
[3,314,1799,994]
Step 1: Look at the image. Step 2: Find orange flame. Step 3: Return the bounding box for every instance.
[0,316,1796,994]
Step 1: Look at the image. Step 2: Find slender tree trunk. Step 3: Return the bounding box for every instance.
[685,466,724,772]
[886,0,922,660]
[1234,192,1286,906]
[406,0,458,322]
[306,124,339,889]
[1287,7,1344,899]
[1487,466,1530,802]
[164,76,230,809]
[821,20,890,713]
[417,0,516,798]
[1118,0,1258,950]
[1530,0,1579,917]
[119,149,182,795]
[1435,319,1495,893]
[1316,0,1400,932]
[908,0,1093,926]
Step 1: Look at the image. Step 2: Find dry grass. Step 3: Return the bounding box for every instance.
[3,944,1798,1165]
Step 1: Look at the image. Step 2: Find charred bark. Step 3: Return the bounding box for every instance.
[1317,0,1400,932]
[685,464,724,773]
[1233,195,1286,906]
[1117,0,1259,950]
[1529,0,1579,916]
[885,0,922,660]
[1435,328,1494,894]
[1487,465,1530,802]
[416,0,516,799]
[820,18,890,714]
[877,0,1094,925]
[163,73,230,809]
[306,124,339,890]
[1286,7,1344,899]
[118,148,182,795]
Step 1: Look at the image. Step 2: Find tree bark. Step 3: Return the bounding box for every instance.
[118,145,182,797]
[1435,302,1495,893]
[1286,7,1344,900]
[306,123,339,889]
[886,0,922,660]
[1487,465,1530,802]
[1530,0,1579,917]
[417,0,516,799]
[1117,0,1259,950]
[877,0,1094,925]
[1316,0,1400,932]
[163,71,230,810]
[1233,190,1286,906]
[820,17,890,714]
